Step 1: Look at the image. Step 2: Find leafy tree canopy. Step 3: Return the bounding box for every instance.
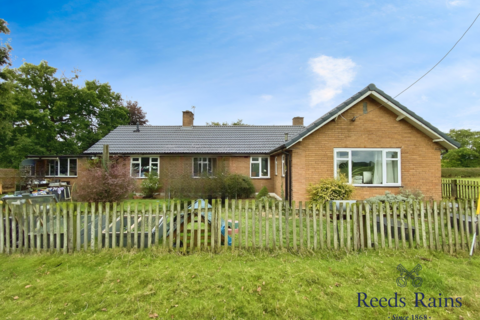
[125,100,149,125]
[206,119,248,126]
[0,61,130,168]
[441,147,480,168]
[446,129,480,153]
[443,129,480,168]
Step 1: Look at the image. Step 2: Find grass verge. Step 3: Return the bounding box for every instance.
[0,249,479,319]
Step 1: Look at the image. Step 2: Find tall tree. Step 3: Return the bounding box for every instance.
[443,129,480,168]
[0,61,130,168]
[0,19,15,163]
[125,100,148,125]
[206,119,248,126]
[447,129,480,153]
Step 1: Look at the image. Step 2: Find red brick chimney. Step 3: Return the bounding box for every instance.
[183,110,194,127]
[292,117,304,126]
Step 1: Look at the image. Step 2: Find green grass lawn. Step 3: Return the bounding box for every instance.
[0,249,479,319]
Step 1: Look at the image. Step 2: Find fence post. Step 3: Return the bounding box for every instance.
[285,201,289,249]
[155,203,160,247]
[76,203,81,252]
[313,203,317,250]
[279,201,283,249]
[134,203,138,249]
[451,179,458,200]
[0,203,3,254]
[182,201,187,253]
[346,203,351,251]
[191,200,196,251]
[176,201,181,250]
[105,203,110,250]
[239,200,243,249]
[112,203,117,249]
[162,202,167,249]
[29,205,34,253]
[306,201,310,250]
[119,204,124,249]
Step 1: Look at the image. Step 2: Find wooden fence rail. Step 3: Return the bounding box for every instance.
[0,200,479,254]
[442,179,480,200]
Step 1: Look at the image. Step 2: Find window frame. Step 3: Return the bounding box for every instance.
[45,158,78,177]
[130,156,160,178]
[192,157,217,178]
[250,156,270,179]
[275,156,278,176]
[333,148,401,186]
[281,155,285,177]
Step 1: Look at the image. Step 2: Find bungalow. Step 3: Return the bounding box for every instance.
[25,84,459,201]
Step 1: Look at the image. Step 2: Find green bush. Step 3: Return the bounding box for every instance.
[223,174,255,199]
[365,189,423,205]
[441,167,480,178]
[141,172,162,198]
[307,174,354,203]
[256,186,269,199]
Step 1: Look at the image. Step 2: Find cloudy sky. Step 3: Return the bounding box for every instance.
[3,0,480,131]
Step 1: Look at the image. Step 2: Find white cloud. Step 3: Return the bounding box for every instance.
[447,0,467,6]
[309,55,356,107]
[261,94,273,101]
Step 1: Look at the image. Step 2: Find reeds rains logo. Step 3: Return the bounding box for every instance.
[357,264,463,308]
[396,264,422,288]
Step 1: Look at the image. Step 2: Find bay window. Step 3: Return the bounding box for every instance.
[193,157,216,177]
[334,148,401,186]
[47,159,78,177]
[131,157,159,178]
[251,157,269,178]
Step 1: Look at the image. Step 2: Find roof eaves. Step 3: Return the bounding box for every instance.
[285,83,460,149]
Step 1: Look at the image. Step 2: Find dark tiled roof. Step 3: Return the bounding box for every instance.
[84,125,305,154]
[285,83,460,149]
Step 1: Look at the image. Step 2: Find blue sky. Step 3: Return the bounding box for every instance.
[2,0,480,131]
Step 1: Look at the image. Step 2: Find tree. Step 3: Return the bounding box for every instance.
[125,100,148,125]
[0,61,130,168]
[441,148,480,168]
[446,129,480,153]
[206,119,248,126]
[0,19,15,161]
[443,129,480,168]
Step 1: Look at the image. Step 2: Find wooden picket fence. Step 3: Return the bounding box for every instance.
[0,200,479,255]
[442,178,480,200]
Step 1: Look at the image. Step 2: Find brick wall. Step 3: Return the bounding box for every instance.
[291,96,442,201]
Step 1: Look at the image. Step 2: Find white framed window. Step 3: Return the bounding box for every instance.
[193,157,217,177]
[131,157,159,178]
[250,157,269,178]
[334,148,401,186]
[46,159,78,177]
[281,155,285,177]
[275,156,278,176]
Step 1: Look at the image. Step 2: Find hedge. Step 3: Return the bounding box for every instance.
[441,167,480,178]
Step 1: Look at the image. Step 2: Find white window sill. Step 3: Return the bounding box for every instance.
[45,176,78,178]
[250,176,271,179]
[353,184,402,187]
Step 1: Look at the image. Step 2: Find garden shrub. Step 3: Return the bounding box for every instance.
[141,172,162,198]
[256,186,269,199]
[365,189,424,205]
[307,174,354,203]
[73,157,137,202]
[441,167,480,178]
[223,174,255,199]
